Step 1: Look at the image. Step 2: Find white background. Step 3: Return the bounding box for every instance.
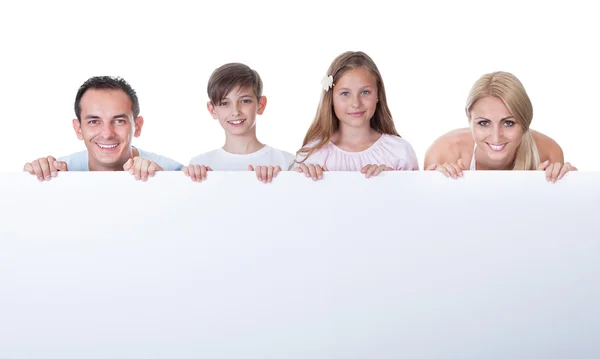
[1,0,598,170]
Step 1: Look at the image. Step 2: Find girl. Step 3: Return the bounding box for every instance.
[424,71,577,182]
[295,51,419,181]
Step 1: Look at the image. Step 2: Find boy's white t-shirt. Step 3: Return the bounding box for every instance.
[189,145,296,170]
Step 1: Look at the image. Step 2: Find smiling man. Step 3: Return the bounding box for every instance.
[24,76,182,181]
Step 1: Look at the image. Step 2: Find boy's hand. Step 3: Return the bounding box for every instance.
[23,156,68,181]
[123,157,163,181]
[248,165,282,183]
[183,165,212,182]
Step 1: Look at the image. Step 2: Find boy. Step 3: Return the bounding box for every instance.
[184,63,294,183]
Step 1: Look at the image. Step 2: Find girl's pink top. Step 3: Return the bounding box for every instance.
[294,134,419,171]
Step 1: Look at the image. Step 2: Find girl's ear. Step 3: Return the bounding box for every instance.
[257,96,267,115]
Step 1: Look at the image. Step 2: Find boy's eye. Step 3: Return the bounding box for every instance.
[242,99,252,104]
[219,101,229,106]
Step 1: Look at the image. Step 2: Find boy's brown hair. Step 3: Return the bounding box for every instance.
[207,63,263,105]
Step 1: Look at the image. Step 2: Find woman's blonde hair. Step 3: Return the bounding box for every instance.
[297,51,399,162]
[465,71,540,170]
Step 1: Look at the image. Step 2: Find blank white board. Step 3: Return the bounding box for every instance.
[1,171,599,358]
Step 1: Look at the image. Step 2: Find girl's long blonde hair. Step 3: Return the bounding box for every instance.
[466,71,540,170]
[297,51,399,162]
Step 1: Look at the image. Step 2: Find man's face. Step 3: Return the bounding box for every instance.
[72,89,143,170]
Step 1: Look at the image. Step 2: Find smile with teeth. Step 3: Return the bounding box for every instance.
[96,143,119,150]
[487,142,507,151]
[228,119,246,126]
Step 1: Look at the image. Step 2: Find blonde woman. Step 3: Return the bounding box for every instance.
[424,71,576,182]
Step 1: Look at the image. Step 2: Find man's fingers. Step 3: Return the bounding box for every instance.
[123,158,134,171]
[31,160,44,181]
[54,161,68,172]
[148,162,158,177]
[37,158,52,180]
[192,165,202,181]
[140,159,150,181]
[23,163,34,175]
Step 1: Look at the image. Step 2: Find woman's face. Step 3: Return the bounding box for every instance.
[469,96,524,164]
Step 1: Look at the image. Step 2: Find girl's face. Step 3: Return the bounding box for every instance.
[332,67,378,130]
[469,96,524,164]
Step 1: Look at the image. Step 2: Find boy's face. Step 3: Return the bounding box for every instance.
[72,88,143,170]
[207,85,266,137]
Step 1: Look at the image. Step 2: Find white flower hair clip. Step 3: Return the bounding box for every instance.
[321,74,334,92]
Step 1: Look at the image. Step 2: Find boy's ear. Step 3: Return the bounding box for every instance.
[72,119,84,140]
[134,116,144,138]
[257,96,267,115]
[207,102,218,119]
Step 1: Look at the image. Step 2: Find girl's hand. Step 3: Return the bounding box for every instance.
[360,164,393,178]
[295,163,327,181]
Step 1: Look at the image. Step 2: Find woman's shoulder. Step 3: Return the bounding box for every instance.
[531,130,564,163]
[424,128,473,166]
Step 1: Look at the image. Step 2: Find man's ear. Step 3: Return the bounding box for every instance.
[72,119,84,140]
[207,102,218,119]
[257,96,267,115]
[134,116,144,137]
